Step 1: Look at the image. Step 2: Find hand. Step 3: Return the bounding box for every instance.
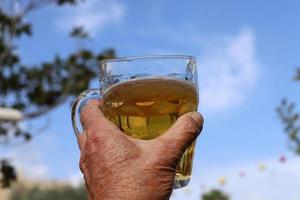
[78,100,203,200]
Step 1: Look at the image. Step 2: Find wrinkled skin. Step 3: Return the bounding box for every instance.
[78,100,203,200]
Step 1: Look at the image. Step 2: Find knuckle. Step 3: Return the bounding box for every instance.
[85,134,106,155]
[86,134,101,147]
[91,133,102,143]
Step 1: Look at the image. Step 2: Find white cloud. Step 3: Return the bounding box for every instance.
[68,172,84,187]
[55,0,125,35]
[132,27,260,113]
[2,132,56,181]
[171,156,300,200]
[9,150,50,180]
[23,163,49,180]
[199,28,260,112]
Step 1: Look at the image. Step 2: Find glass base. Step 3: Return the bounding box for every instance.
[173,177,190,189]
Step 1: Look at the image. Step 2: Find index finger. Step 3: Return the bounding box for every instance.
[80,99,119,138]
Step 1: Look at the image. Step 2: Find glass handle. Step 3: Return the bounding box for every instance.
[71,89,101,137]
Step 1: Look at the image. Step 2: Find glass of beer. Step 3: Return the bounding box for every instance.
[71,55,199,189]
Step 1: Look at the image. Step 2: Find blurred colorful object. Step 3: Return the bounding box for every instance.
[258,163,266,171]
[279,155,287,163]
[238,171,246,178]
[218,176,227,186]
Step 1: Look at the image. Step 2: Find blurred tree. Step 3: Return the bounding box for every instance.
[277,68,300,155]
[0,160,17,188]
[201,189,230,200]
[10,184,87,200]
[0,0,115,187]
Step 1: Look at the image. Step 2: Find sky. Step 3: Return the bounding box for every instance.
[2,0,300,199]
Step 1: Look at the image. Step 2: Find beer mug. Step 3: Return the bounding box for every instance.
[71,55,199,188]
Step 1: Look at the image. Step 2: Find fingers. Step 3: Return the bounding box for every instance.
[156,112,204,158]
[80,99,119,138]
[77,132,87,151]
[80,99,104,132]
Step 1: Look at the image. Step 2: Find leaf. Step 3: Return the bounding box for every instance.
[16,23,32,36]
[277,99,300,155]
[70,26,89,39]
[79,50,93,60]
[24,133,31,141]
[96,49,115,61]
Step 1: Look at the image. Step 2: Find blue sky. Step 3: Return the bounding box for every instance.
[3,0,300,199]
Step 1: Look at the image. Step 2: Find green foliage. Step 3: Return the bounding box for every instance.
[0,0,115,187]
[70,26,90,39]
[277,67,300,155]
[0,0,115,143]
[277,99,300,154]
[10,184,87,200]
[202,189,230,200]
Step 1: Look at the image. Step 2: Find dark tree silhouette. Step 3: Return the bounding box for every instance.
[0,0,115,187]
[0,160,17,188]
[277,68,300,155]
[201,189,230,200]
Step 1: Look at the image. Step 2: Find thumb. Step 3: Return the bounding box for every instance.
[157,112,204,159]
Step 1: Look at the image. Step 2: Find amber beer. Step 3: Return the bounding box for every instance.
[101,77,198,181]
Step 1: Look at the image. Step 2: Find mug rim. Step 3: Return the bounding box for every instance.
[99,55,196,64]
